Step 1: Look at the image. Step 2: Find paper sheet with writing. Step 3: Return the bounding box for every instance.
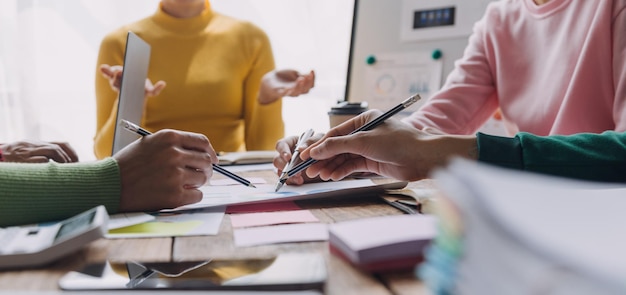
[170,179,405,212]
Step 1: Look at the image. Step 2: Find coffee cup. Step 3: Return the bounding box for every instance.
[328,101,369,128]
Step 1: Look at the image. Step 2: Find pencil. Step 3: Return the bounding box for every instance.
[275,94,421,190]
[120,119,256,188]
[274,128,314,192]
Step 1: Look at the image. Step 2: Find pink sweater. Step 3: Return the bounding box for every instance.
[404,0,626,136]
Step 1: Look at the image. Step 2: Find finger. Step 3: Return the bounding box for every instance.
[273,136,299,171]
[150,81,167,96]
[308,135,363,161]
[179,149,214,172]
[324,156,367,181]
[182,167,210,190]
[112,71,123,89]
[275,136,299,158]
[176,132,217,160]
[285,174,305,185]
[52,142,79,162]
[308,70,315,88]
[276,69,299,81]
[178,189,203,206]
[24,156,50,163]
[36,146,72,163]
[99,64,113,77]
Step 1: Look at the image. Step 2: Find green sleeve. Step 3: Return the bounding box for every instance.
[477,131,626,182]
[0,158,121,226]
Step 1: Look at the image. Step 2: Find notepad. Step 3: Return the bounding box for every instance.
[217,150,278,165]
[328,214,436,272]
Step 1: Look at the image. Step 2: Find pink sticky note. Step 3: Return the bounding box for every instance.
[230,210,319,228]
[226,201,301,214]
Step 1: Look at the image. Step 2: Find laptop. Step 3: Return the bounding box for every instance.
[111,31,151,155]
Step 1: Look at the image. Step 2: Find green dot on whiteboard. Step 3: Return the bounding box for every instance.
[431,49,442,60]
[365,55,376,65]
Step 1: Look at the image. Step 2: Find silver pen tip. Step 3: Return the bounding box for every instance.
[274,181,284,192]
[249,183,257,188]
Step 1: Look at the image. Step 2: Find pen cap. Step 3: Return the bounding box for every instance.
[328,101,369,128]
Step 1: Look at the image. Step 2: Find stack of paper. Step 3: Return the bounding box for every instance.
[328,214,436,272]
[419,158,626,295]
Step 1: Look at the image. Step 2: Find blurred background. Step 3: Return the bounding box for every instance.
[0,0,354,161]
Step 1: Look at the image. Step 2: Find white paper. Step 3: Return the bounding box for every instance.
[434,159,626,293]
[233,223,328,247]
[171,179,403,211]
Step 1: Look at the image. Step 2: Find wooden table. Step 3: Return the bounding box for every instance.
[0,170,436,295]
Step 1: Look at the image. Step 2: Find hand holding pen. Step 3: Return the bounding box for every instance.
[121,120,256,188]
[274,128,314,192]
[274,94,421,192]
[111,124,215,212]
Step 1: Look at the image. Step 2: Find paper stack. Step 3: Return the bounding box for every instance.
[419,158,626,295]
[329,214,436,272]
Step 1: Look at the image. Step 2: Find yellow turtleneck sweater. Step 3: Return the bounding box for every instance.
[94,1,284,159]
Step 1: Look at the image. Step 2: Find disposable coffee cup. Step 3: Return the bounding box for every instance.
[328,101,369,128]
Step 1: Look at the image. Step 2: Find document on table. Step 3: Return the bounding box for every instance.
[233,223,329,247]
[170,179,407,212]
[230,210,319,228]
[106,207,226,239]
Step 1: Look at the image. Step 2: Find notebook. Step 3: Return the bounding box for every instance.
[217,150,278,165]
[328,214,436,272]
[111,31,151,155]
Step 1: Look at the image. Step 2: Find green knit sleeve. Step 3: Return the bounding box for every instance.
[516,131,626,182]
[478,131,626,182]
[0,158,121,227]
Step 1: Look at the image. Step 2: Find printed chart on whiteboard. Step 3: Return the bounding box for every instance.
[364,51,442,112]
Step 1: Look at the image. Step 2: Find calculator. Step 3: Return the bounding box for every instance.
[0,205,108,269]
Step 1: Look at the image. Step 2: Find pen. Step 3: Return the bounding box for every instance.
[274,128,314,192]
[120,119,256,188]
[275,94,421,192]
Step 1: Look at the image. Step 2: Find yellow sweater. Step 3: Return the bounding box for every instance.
[94,2,284,159]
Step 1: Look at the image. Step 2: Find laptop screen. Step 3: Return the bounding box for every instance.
[111,31,151,155]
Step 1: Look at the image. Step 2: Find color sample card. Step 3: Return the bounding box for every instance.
[230,210,319,228]
[233,223,328,247]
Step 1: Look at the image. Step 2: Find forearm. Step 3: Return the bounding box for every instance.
[477,132,626,182]
[0,158,121,226]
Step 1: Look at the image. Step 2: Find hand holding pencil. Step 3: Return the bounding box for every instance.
[276,95,422,187]
[121,120,256,188]
[112,124,216,212]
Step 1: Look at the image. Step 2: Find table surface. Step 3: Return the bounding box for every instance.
[0,169,436,295]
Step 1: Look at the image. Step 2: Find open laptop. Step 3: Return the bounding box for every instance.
[111,31,151,155]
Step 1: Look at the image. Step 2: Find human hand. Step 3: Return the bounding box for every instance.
[113,129,217,212]
[301,110,479,182]
[258,69,315,105]
[0,141,79,163]
[273,132,324,186]
[99,64,167,97]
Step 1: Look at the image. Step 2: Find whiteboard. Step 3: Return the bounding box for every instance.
[345,0,494,111]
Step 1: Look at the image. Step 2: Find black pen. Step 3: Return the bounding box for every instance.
[120,119,256,188]
[275,94,421,191]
